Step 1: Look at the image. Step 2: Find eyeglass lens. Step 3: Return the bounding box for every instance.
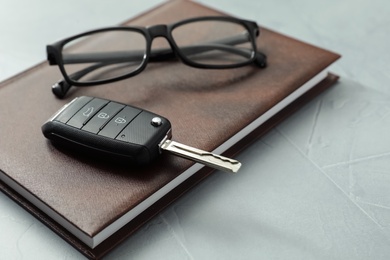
[172,20,254,66]
[62,30,147,84]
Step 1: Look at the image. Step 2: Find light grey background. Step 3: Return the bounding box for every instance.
[1,0,390,259]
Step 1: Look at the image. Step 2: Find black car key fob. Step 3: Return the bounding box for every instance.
[42,96,241,172]
[42,96,171,165]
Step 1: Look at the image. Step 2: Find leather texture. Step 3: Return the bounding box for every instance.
[0,0,340,259]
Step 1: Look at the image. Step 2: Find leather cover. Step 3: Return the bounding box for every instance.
[0,0,340,259]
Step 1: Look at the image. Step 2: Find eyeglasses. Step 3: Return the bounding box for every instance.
[47,16,267,98]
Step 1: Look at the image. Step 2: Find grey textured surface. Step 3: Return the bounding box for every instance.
[1,0,389,259]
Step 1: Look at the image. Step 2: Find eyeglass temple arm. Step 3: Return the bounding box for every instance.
[60,32,256,64]
[62,44,254,64]
[149,32,255,61]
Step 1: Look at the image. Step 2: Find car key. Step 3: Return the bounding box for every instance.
[42,96,241,173]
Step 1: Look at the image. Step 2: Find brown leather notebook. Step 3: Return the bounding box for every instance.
[0,0,340,259]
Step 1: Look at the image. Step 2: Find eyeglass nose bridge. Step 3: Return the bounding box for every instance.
[146,24,181,51]
[147,24,169,38]
[146,24,179,61]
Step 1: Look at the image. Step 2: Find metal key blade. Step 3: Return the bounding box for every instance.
[160,139,241,173]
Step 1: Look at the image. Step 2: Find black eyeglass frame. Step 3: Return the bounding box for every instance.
[47,16,266,97]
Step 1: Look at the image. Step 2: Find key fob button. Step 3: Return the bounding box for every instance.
[82,102,124,134]
[116,111,171,159]
[67,98,109,129]
[98,106,142,139]
[54,96,92,123]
